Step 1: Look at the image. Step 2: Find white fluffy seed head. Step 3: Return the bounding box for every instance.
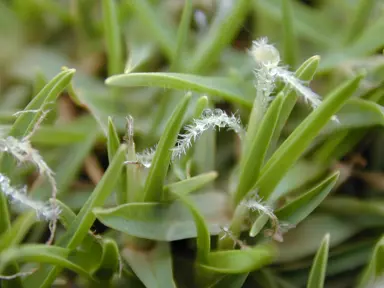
[250,38,280,68]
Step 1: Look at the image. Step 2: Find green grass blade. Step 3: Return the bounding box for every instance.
[174,193,211,262]
[122,242,175,288]
[102,0,123,76]
[307,234,330,288]
[0,211,35,253]
[108,117,127,204]
[0,245,93,280]
[235,93,284,205]
[282,0,298,68]
[164,171,218,199]
[106,73,252,106]
[55,199,76,229]
[256,73,364,199]
[344,0,376,44]
[275,172,339,226]
[10,68,75,139]
[199,244,276,274]
[189,0,249,73]
[94,192,226,241]
[25,144,127,288]
[130,0,176,61]
[170,0,192,72]
[249,214,270,238]
[357,236,384,288]
[92,239,119,283]
[143,94,191,202]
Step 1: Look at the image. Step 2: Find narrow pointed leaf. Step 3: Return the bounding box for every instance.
[307,234,330,288]
[256,74,364,199]
[164,171,218,199]
[108,117,127,204]
[143,94,191,202]
[170,0,192,71]
[106,73,253,106]
[102,0,123,76]
[275,172,339,226]
[235,93,284,204]
[25,144,127,288]
[282,0,297,67]
[189,0,249,73]
[357,236,384,288]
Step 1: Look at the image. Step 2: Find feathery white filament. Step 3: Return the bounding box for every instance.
[130,109,244,168]
[0,173,59,220]
[250,37,324,111]
[172,109,243,160]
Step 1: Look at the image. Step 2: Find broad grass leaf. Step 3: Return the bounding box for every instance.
[93,192,228,242]
[307,234,330,288]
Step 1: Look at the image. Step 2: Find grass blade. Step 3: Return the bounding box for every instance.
[143,94,191,202]
[164,171,218,199]
[102,0,123,76]
[189,0,249,73]
[106,73,252,106]
[256,73,364,199]
[307,234,330,288]
[24,144,127,288]
[170,0,192,72]
[282,0,297,68]
[235,93,284,204]
[275,172,339,226]
[108,117,127,204]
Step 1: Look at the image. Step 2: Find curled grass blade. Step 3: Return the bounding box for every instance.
[0,245,93,280]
